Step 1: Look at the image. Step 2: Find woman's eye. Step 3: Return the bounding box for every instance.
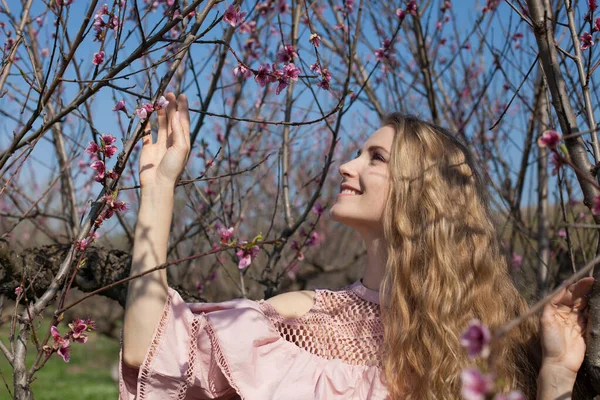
[372,153,385,162]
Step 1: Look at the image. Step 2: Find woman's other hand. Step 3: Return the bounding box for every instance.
[539,276,595,376]
[139,92,191,190]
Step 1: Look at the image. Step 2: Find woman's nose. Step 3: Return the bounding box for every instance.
[338,160,356,178]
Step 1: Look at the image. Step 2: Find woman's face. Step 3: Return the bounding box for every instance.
[329,126,394,236]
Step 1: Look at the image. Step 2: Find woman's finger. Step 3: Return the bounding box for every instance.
[552,277,595,308]
[177,94,190,148]
[156,106,168,147]
[165,92,177,145]
[171,111,186,151]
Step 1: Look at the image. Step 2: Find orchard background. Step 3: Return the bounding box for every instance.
[1,0,600,398]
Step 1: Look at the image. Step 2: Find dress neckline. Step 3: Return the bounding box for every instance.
[348,280,380,305]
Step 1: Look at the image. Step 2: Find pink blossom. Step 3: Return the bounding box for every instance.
[155,95,169,110]
[135,107,148,119]
[312,202,326,216]
[218,226,234,244]
[113,200,128,212]
[104,145,118,158]
[310,63,321,74]
[234,64,253,78]
[284,63,301,81]
[581,32,594,50]
[68,317,95,343]
[113,99,127,113]
[90,160,105,180]
[143,103,154,113]
[57,342,70,362]
[396,8,406,20]
[317,68,331,90]
[276,79,288,95]
[278,0,290,13]
[493,391,526,400]
[74,238,87,251]
[557,229,567,238]
[306,231,322,247]
[511,253,523,270]
[591,0,598,12]
[223,4,246,27]
[68,319,88,343]
[482,0,501,13]
[15,286,22,295]
[592,195,600,215]
[92,51,105,65]
[460,367,495,400]
[277,45,298,63]
[238,21,256,34]
[309,33,321,47]
[41,48,49,57]
[406,0,418,16]
[537,130,561,148]
[50,326,71,363]
[4,38,14,52]
[101,134,116,145]
[254,64,274,87]
[460,319,491,359]
[85,141,101,156]
[236,245,260,269]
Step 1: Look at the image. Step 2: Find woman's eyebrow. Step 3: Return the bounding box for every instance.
[356,145,390,156]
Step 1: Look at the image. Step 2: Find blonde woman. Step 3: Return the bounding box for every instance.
[120,93,594,399]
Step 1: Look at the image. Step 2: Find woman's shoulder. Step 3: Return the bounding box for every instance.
[259,281,378,320]
[263,290,316,319]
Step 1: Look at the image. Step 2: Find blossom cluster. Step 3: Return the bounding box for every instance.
[223,4,246,27]
[581,1,600,49]
[93,4,120,42]
[482,0,501,13]
[214,223,262,270]
[86,134,120,182]
[375,38,399,70]
[83,134,129,234]
[310,63,331,90]
[225,2,334,92]
[86,134,121,180]
[135,95,169,119]
[44,318,96,363]
[253,61,301,95]
[459,320,525,400]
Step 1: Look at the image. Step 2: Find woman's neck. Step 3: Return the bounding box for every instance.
[361,235,387,292]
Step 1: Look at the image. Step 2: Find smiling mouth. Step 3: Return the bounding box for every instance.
[339,189,362,196]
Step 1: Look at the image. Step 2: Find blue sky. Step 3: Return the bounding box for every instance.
[0,0,593,229]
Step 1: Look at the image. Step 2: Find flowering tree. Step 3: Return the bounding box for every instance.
[0,0,599,398]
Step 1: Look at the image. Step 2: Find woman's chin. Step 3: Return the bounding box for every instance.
[329,207,356,226]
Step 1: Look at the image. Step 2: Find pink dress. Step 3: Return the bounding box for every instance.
[119,280,388,399]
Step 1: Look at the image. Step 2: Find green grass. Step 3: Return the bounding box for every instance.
[0,321,120,399]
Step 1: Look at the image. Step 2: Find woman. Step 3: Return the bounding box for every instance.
[120,92,594,399]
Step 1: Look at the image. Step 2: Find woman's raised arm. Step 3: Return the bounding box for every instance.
[122,92,191,368]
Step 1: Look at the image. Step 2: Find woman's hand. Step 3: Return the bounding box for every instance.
[539,277,595,376]
[139,92,191,190]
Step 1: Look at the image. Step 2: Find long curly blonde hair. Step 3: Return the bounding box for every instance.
[379,114,540,399]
